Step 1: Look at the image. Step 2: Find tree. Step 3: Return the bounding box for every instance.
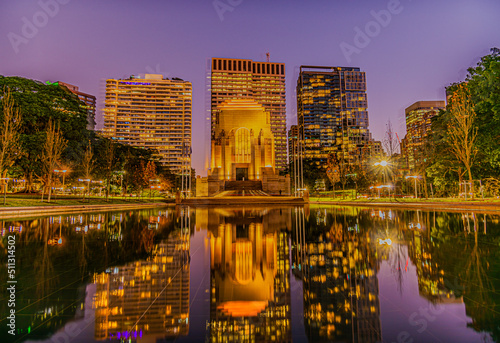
[383,119,400,157]
[0,76,89,192]
[104,139,116,201]
[326,154,351,197]
[446,84,478,199]
[143,160,157,197]
[0,87,23,203]
[466,48,500,178]
[428,48,500,197]
[81,140,94,200]
[41,119,67,202]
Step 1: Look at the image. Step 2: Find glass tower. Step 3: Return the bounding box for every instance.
[297,66,372,165]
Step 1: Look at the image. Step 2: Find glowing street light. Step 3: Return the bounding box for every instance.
[405,175,420,199]
[378,238,392,246]
[54,169,67,194]
[374,160,390,185]
[78,178,91,200]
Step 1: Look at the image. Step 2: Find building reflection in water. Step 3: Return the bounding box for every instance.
[403,210,459,304]
[93,208,191,341]
[294,206,382,343]
[196,207,292,342]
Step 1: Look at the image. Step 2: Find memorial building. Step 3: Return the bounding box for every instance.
[197,99,290,196]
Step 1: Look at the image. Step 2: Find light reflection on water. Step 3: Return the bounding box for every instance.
[0,206,498,343]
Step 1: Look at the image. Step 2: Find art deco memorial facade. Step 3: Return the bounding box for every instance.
[198,99,290,196]
[210,99,275,181]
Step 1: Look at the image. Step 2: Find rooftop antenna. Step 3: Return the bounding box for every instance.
[266,52,270,62]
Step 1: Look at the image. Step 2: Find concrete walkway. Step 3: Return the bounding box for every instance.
[0,202,168,219]
[181,196,305,206]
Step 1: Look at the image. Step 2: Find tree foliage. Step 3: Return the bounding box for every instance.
[428,48,500,195]
[0,86,23,180]
[0,76,89,190]
[41,119,67,202]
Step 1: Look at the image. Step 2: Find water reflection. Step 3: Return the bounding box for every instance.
[93,227,190,340]
[196,207,292,342]
[1,206,499,343]
[293,207,500,343]
[0,208,176,342]
[294,207,382,342]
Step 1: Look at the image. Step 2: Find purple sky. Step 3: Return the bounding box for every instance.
[1,0,499,175]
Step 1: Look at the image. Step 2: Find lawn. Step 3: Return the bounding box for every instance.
[310,195,500,204]
[0,194,171,208]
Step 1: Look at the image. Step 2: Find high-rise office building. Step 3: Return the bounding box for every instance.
[57,81,96,130]
[404,101,445,170]
[210,57,286,170]
[103,74,192,174]
[288,125,298,164]
[296,66,372,165]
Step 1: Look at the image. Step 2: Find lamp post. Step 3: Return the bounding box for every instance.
[405,175,419,199]
[1,177,9,205]
[346,173,357,199]
[92,180,103,197]
[78,178,91,201]
[149,179,159,199]
[374,160,389,184]
[54,169,67,195]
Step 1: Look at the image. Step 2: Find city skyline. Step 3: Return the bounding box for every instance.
[1,0,499,174]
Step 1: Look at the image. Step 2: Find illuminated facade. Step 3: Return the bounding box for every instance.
[297,66,373,165]
[198,99,290,196]
[210,57,287,171]
[403,101,445,170]
[56,81,96,130]
[210,99,275,181]
[198,207,292,342]
[288,125,298,164]
[103,74,192,173]
[93,229,190,341]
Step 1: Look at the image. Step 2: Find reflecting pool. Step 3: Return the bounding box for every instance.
[0,205,499,343]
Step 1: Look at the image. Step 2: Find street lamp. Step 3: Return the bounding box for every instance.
[371,184,392,198]
[54,169,67,194]
[346,173,357,199]
[405,175,420,199]
[92,180,103,197]
[150,185,161,199]
[374,160,390,185]
[149,179,160,199]
[78,178,91,200]
[0,177,10,205]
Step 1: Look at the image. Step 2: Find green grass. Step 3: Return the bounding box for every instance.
[310,195,500,204]
[0,194,172,208]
